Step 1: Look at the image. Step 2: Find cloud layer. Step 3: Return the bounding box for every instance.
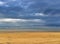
[0,18,44,23]
[0,0,60,28]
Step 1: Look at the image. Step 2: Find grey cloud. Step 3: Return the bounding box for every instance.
[0,0,60,28]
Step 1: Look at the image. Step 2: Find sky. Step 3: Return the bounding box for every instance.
[0,0,60,28]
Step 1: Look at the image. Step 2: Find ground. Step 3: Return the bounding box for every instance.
[0,31,60,44]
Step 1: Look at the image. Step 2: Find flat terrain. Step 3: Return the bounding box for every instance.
[0,31,60,44]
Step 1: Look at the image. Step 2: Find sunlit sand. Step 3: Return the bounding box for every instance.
[0,30,60,44]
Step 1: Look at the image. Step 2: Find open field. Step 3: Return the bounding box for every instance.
[0,31,60,44]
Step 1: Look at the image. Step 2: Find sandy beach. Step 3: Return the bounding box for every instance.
[0,31,60,44]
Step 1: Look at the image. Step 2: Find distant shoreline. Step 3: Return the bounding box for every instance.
[0,28,60,32]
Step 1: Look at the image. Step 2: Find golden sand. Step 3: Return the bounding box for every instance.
[0,31,60,44]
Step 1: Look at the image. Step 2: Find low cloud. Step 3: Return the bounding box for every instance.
[0,18,45,28]
[0,18,20,23]
[0,18,45,23]
[0,1,6,6]
[34,13,48,16]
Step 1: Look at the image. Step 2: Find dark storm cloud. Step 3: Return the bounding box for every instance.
[0,0,60,28]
